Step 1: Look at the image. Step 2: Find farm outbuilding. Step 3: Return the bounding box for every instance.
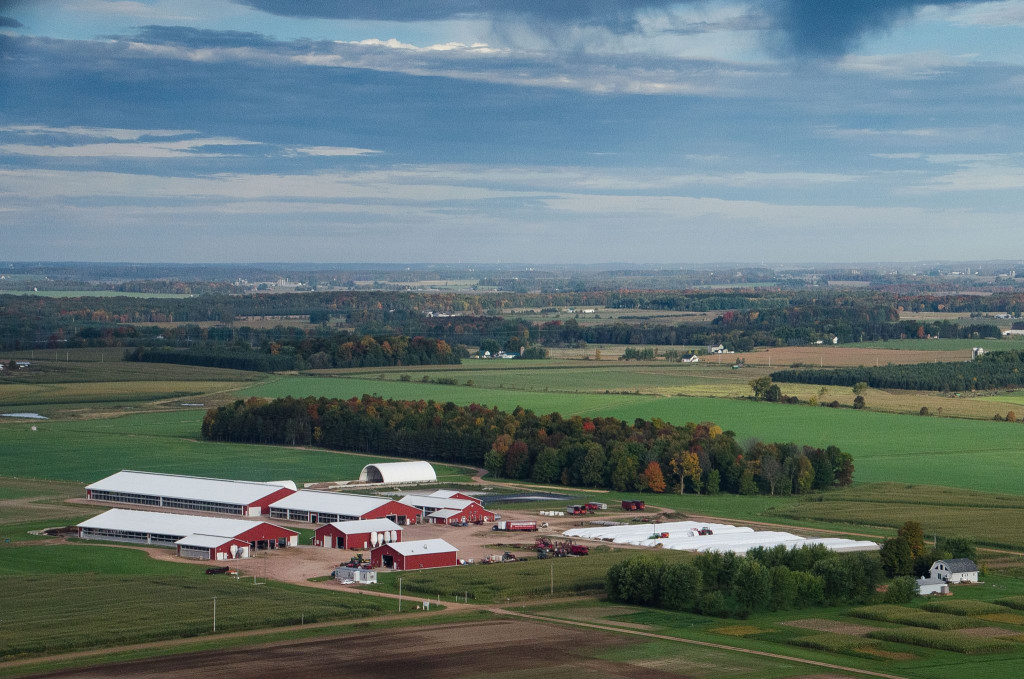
[176,534,251,561]
[371,538,458,571]
[916,576,950,596]
[315,518,402,550]
[358,461,437,485]
[269,490,420,525]
[399,495,495,524]
[85,470,296,516]
[77,508,298,553]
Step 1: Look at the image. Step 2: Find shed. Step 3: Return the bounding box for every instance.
[334,565,377,584]
[358,461,437,485]
[427,489,483,504]
[399,495,494,523]
[371,538,458,571]
[916,576,950,596]
[315,518,402,550]
[176,534,251,561]
[426,505,495,525]
[929,558,980,583]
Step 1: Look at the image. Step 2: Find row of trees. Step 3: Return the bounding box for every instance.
[771,350,1024,392]
[128,333,462,372]
[201,395,854,495]
[606,544,882,618]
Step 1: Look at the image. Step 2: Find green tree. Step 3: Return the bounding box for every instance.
[580,444,608,487]
[936,536,977,561]
[530,447,563,484]
[879,537,914,578]
[660,563,702,611]
[733,560,772,615]
[749,376,773,400]
[885,576,918,604]
[607,554,665,605]
[897,521,926,559]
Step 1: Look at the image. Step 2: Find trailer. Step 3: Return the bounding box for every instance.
[566,504,591,515]
[585,502,607,511]
[621,500,646,511]
[492,520,538,532]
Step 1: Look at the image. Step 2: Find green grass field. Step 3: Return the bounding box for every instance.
[0,545,399,660]
[855,338,1020,351]
[0,411,470,485]
[240,374,1024,495]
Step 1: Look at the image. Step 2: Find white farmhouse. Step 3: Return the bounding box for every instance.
[929,558,979,584]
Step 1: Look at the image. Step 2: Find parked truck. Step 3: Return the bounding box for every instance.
[492,520,539,532]
[621,499,646,511]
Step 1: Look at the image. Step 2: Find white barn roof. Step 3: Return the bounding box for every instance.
[270,490,392,516]
[381,538,457,556]
[175,533,245,548]
[78,508,294,538]
[359,461,436,484]
[400,495,474,511]
[427,509,462,520]
[427,489,479,501]
[326,518,401,533]
[86,470,294,506]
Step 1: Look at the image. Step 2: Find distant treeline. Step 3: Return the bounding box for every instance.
[607,544,882,617]
[127,333,461,372]
[201,395,854,495]
[771,350,1024,392]
[0,287,1010,350]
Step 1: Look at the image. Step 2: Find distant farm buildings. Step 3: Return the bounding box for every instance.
[399,494,495,525]
[358,461,437,485]
[77,508,298,557]
[85,470,296,516]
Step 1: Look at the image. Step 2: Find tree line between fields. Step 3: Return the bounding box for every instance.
[126,332,463,372]
[771,350,1024,392]
[606,545,885,618]
[0,287,1007,351]
[201,395,853,495]
[879,521,978,579]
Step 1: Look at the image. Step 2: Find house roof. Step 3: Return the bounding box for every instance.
[324,518,401,534]
[376,538,457,556]
[269,490,396,516]
[358,461,437,484]
[86,470,294,506]
[399,494,475,511]
[78,508,295,539]
[936,558,979,573]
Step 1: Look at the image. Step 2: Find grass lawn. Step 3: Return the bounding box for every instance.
[0,544,400,660]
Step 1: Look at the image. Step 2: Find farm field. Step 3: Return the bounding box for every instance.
[0,544,399,661]
[0,290,192,298]
[0,411,471,485]
[240,374,1024,495]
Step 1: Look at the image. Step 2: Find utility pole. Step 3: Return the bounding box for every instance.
[213,597,217,632]
[550,563,554,595]
[398,577,402,612]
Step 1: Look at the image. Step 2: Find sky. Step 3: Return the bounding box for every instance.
[2,1,1024,264]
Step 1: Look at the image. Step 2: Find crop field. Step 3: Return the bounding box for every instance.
[0,381,251,410]
[0,411,470,485]
[0,544,398,660]
[0,290,192,298]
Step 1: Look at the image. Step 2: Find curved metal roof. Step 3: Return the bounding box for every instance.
[359,461,437,484]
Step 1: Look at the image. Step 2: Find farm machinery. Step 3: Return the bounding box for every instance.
[535,537,589,558]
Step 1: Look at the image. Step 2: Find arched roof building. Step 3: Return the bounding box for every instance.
[359,461,437,485]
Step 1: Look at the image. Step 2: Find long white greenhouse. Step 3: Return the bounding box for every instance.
[563,521,878,555]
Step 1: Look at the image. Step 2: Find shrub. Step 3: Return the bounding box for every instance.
[884,576,918,604]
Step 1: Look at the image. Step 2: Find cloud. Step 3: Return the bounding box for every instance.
[230,0,999,57]
[0,15,22,28]
[838,51,976,79]
[0,124,197,140]
[290,146,379,156]
[0,126,263,158]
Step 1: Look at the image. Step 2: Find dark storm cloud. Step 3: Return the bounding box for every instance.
[0,15,22,28]
[234,0,993,55]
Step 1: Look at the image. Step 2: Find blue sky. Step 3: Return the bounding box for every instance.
[2,0,1024,263]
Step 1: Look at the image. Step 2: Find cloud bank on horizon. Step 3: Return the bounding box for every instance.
[2,0,1024,263]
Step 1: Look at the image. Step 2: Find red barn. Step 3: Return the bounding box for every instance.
[427,505,496,525]
[270,490,420,525]
[427,489,483,504]
[176,534,251,561]
[371,538,458,570]
[315,518,402,550]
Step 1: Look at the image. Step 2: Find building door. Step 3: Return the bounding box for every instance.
[323,535,332,548]
[382,554,394,568]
